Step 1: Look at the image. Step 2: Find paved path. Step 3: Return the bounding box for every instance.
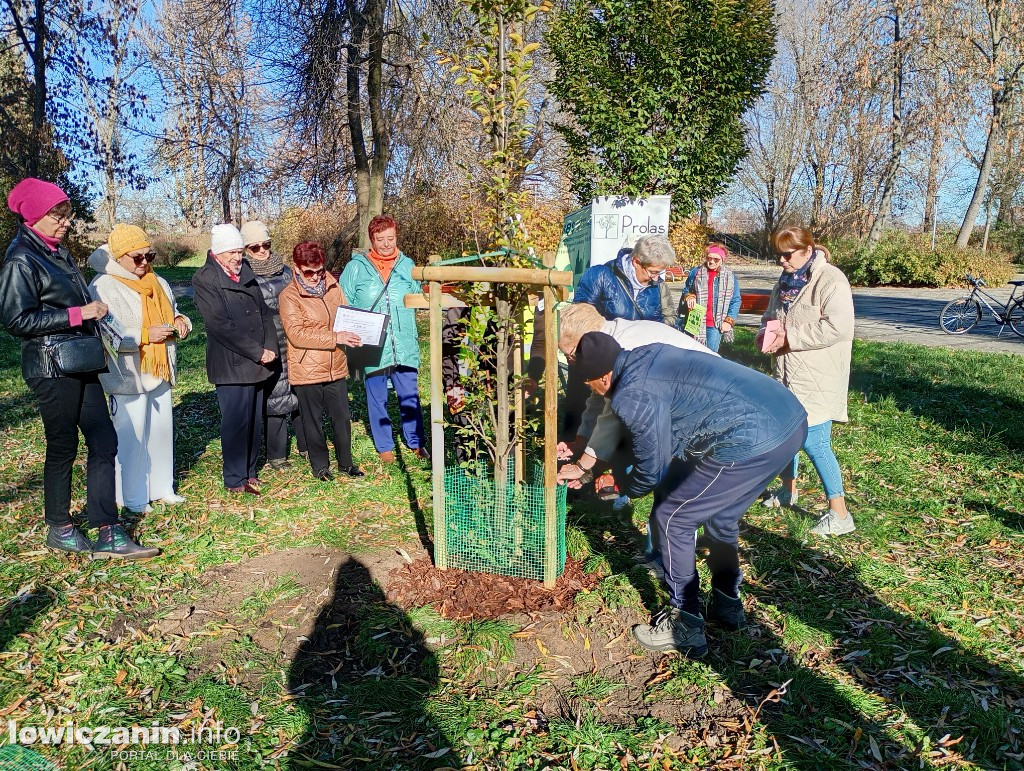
[713,265,1024,356]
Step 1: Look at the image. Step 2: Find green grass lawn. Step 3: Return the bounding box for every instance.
[0,309,1022,770]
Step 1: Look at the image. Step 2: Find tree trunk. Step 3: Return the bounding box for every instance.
[956,98,1004,248]
[28,0,45,177]
[809,156,825,230]
[867,4,903,246]
[366,0,388,227]
[346,39,371,249]
[922,122,943,233]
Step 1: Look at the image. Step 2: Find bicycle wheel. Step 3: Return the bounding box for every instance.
[1008,298,1024,338]
[939,297,981,334]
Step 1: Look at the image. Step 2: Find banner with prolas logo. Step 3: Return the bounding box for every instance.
[555,195,672,291]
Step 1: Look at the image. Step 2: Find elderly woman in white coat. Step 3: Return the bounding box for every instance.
[757,225,855,537]
[89,224,191,513]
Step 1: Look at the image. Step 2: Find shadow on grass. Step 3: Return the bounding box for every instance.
[850,342,1024,455]
[0,589,54,653]
[710,525,1024,768]
[284,557,457,769]
[0,393,41,434]
[965,500,1024,532]
[172,390,222,481]
[397,454,433,555]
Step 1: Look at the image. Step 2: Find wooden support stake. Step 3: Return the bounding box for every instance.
[542,251,558,589]
[412,265,573,287]
[429,278,447,570]
[514,306,524,486]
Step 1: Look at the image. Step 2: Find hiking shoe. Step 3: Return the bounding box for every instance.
[46,525,93,555]
[156,493,187,506]
[706,588,747,631]
[632,607,708,656]
[92,524,160,561]
[809,509,856,537]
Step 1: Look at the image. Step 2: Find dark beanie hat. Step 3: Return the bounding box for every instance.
[575,331,622,381]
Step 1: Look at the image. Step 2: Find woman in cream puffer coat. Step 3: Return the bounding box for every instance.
[88,225,192,513]
[758,225,856,538]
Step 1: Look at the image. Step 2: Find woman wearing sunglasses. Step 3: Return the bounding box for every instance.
[279,241,364,481]
[0,180,157,558]
[241,220,305,470]
[88,224,192,515]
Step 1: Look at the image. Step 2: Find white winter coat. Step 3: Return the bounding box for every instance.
[761,252,854,425]
[88,246,191,394]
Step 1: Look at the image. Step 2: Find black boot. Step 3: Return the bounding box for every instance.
[45,525,93,555]
[92,524,160,561]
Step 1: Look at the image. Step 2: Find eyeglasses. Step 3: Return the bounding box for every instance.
[44,209,73,224]
[131,252,158,265]
[247,241,271,253]
[706,256,723,263]
[776,250,797,259]
[299,267,325,279]
[635,262,660,283]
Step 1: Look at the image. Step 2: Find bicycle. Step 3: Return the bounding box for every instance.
[939,273,1024,338]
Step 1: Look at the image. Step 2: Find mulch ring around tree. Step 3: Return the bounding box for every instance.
[386,557,600,620]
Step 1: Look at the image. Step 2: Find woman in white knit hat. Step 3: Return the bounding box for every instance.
[89,224,192,513]
[192,223,279,494]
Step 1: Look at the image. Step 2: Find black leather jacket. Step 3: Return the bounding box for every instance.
[0,224,97,381]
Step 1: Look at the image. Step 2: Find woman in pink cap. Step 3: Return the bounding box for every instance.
[0,178,158,559]
[679,242,742,352]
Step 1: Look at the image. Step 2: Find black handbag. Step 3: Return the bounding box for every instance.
[44,333,106,375]
[347,271,393,382]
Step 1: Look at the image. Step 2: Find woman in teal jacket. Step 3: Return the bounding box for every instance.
[340,215,426,463]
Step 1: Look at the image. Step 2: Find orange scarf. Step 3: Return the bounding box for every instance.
[368,248,398,282]
[112,271,175,381]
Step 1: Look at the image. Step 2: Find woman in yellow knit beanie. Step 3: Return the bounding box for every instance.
[88,224,192,515]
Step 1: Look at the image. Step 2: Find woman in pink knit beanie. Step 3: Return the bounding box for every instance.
[0,178,159,559]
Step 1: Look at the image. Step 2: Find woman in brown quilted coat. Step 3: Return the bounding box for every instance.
[278,241,364,481]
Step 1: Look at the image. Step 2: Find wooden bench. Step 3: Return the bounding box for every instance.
[740,289,771,314]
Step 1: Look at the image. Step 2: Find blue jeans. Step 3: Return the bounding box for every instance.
[364,366,425,453]
[785,420,844,499]
[704,326,723,352]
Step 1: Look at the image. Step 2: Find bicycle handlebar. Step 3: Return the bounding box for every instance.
[964,272,987,287]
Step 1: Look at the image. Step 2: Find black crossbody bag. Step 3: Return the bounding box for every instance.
[346,269,393,382]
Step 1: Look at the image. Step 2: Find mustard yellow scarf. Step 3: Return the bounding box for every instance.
[113,271,174,381]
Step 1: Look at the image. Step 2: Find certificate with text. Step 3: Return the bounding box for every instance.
[333,305,388,347]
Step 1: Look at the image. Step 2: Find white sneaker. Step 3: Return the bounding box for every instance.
[156,493,187,506]
[762,487,798,508]
[809,509,855,536]
[126,504,153,514]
